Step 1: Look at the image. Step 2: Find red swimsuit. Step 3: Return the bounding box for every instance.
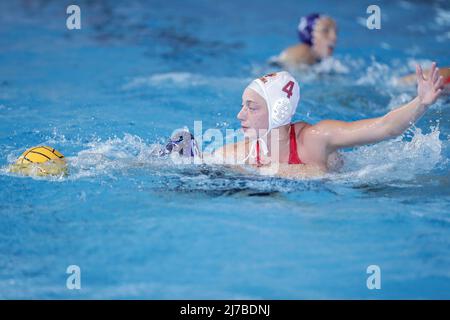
[256,124,303,166]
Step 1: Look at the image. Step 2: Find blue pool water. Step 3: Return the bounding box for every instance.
[1,0,450,299]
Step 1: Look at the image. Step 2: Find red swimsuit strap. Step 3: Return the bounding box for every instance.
[255,124,303,166]
[256,140,262,167]
[288,124,303,165]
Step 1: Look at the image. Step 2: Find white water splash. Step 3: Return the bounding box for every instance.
[2,123,445,188]
[311,56,351,74]
[332,126,443,184]
[66,133,168,180]
[356,58,394,86]
[64,125,445,186]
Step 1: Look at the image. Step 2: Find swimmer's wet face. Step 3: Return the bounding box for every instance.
[312,17,337,59]
[237,87,269,138]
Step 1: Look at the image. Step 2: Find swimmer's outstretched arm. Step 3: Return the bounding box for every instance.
[311,62,444,150]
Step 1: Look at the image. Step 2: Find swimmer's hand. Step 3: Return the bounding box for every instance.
[307,63,445,151]
[416,62,444,107]
[166,129,200,158]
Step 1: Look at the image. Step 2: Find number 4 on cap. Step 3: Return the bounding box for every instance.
[282,81,294,99]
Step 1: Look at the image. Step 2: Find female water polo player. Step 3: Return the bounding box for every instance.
[10,63,444,179]
[272,13,337,68]
[208,62,444,178]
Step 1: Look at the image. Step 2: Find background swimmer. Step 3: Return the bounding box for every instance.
[212,63,444,179]
[271,13,337,69]
[399,65,450,88]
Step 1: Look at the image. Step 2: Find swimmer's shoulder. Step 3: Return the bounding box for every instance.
[279,44,316,66]
[292,121,331,162]
[292,121,311,141]
[292,121,343,170]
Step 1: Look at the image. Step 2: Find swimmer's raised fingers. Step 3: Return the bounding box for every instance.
[416,64,424,82]
[434,75,444,90]
[429,62,437,80]
[431,65,440,83]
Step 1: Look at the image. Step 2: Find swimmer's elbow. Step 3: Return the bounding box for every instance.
[385,126,404,139]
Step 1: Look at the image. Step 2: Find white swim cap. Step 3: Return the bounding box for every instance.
[247,71,300,132]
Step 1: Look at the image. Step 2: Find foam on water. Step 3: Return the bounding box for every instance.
[356,58,398,87]
[255,55,360,85]
[332,126,444,185]
[2,123,445,194]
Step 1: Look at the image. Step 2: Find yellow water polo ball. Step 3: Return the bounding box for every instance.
[16,146,65,164]
[10,146,67,176]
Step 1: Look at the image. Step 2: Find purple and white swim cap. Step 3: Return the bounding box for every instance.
[297,13,321,46]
